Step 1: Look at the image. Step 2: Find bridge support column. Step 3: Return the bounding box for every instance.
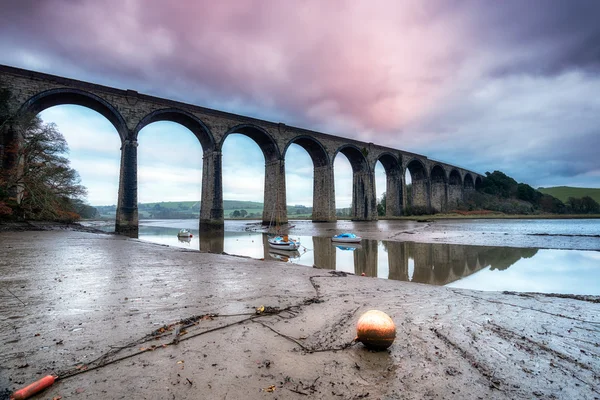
[431,181,448,213]
[385,169,403,217]
[200,150,224,233]
[411,177,431,212]
[263,158,287,225]
[313,163,336,222]
[115,138,138,238]
[448,184,462,210]
[351,169,377,221]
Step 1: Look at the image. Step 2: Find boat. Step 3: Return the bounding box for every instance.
[178,236,192,244]
[268,235,301,251]
[335,243,362,251]
[269,249,301,262]
[177,229,193,238]
[331,233,362,243]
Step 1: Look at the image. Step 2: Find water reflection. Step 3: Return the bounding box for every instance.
[133,225,600,295]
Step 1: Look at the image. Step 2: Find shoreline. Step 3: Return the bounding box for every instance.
[1,229,598,399]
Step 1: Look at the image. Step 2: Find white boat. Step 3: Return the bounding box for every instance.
[331,233,362,243]
[335,244,362,251]
[177,229,193,238]
[268,235,301,251]
[269,249,301,261]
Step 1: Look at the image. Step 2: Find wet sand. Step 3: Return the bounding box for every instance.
[1,227,599,399]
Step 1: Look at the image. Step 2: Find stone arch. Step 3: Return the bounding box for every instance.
[464,173,475,190]
[134,108,215,151]
[430,164,447,213]
[220,124,280,162]
[475,175,483,190]
[283,135,329,168]
[333,144,370,172]
[220,124,283,224]
[448,169,463,209]
[283,135,333,222]
[19,88,128,141]
[405,158,429,210]
[333,145,376,220]
[375,152,403,216]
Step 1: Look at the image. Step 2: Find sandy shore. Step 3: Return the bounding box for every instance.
[1,228,599,399]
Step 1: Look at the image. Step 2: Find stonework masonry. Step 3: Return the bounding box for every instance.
[0,65,483,236]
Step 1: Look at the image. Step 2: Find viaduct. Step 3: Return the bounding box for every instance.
[0,65,483,237]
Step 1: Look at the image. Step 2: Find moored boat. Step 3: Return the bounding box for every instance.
[177,229,193,238]
[331,232,362,243]
[268,235,301,251]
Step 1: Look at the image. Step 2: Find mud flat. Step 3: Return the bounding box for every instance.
[1,229,599,399]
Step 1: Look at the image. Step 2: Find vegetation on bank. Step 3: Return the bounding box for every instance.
[0,87,95,222]
[538,186,600,204]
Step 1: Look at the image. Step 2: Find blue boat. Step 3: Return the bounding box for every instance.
[331,232,362,243]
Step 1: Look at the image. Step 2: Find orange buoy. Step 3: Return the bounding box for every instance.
[356,310,396,350]
[10,375,57,400]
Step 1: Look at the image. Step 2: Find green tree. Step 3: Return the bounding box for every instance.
[239,209,248,218]
[377,192,386,216]
[1,112,87,221]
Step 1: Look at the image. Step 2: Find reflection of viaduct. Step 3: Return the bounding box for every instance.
[1,65,482,236]
[310,239,537,286]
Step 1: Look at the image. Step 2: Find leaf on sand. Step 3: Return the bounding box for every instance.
[177,360,184,364]
[263,385,276,392]
[256,305,265,314]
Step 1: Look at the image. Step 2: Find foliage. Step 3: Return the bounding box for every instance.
[567,196,600,214]
[377,192,386,216]
[480,171,518,198]
[1,102,89,221]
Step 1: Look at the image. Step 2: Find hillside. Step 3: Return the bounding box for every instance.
[537,186,600,203]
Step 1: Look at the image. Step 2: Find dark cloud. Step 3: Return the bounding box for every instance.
[1,0,599,188]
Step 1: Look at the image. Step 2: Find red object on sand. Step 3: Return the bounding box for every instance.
[10,375,57,400]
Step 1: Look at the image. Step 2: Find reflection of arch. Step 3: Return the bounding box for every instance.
[20,88,128,140]
[134,108,215,151]
[406,158,429,209]
[220,124,280,162]
[283,135,329,167]
[430,164,447,213]
[464,173,475,189]
[333,144,369,172]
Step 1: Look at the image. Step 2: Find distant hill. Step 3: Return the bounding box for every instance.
[537,186,600,203]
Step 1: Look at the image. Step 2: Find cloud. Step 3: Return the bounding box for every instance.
[3,0,600,195]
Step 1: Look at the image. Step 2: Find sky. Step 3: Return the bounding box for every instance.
[1,0,599,206]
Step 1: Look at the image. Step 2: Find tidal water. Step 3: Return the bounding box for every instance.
[90,218,600,296]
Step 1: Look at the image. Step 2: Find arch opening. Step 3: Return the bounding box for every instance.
[36,105,121,225]
[405,159,429,213]
[464,173,475,190]
[283,136,334,222]
[375,153,403,217]
[283,143,314,219]
[137,121,203,222]
[333,145,375,220]
[222,134,266,221]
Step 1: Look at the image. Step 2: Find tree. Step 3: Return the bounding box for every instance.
[239,209,247,218]
[377,192,386,216]
[1,95,88,221]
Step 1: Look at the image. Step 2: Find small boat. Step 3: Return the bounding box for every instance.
[177,229,193,238]
[269,249,301,262]
[331,233,362,243]
[335,244,362,251]
[268,235,301,251]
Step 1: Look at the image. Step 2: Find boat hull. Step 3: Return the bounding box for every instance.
[331,237,362,243]
[268,238,301,251]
